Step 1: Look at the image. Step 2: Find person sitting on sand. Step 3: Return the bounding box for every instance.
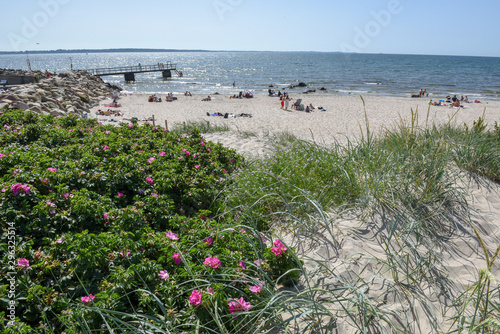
[166,93,173,102]
[445,96,451,103]
[202,96,212,101]
[464,96,469,103]
[451,99,461,108]
[309,103,315,110]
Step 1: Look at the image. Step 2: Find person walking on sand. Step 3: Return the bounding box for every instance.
[285,96,290,110]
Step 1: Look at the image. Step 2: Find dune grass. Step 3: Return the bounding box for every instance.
[170,120,230,134]
[219,104,500,333]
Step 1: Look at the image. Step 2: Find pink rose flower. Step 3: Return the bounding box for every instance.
[166,231,179,240]
[148,157,155,163]
[17,258,30,268]
[159,152,165,156]
[146,177,154,185]
[189,290,202,306]
[117,192,123,197]
[195,165,200,169]
[172,253,181,264]
[204,237,213,247]
[11,183,30,196]
[158,270,169,281]
[128,123,133,129]
[272,239,287,257]
[203,255,221,269]
[81,294,95,304]
[249,283,263,293]
[239,261,245,269]
[254,259,263,266]
[228,297,251,313]
[103,145,109,150]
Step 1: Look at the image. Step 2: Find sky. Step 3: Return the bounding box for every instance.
[1,0,499,57]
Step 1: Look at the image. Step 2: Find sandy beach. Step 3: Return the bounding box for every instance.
[91,93,500,156]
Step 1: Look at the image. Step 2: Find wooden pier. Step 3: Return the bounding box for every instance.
[88,62,183,82]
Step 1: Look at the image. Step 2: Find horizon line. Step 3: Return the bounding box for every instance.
[0,48,498,58]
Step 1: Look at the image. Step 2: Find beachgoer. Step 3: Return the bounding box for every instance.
[280,97,284,109]
[305,105,311,113]
[309,103,315,110]
[45,70,50,78]
[464,96,469,103]
[285,97,290,110]
[233,81,235,87]
[452,95,458,102]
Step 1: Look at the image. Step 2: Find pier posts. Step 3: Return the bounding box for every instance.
[124,72,135,82]
[162,70,172,79]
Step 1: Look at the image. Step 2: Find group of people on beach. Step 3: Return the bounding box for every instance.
[148,93,174,102]
[431,94,482,107]
[276,92,324,112]
[96,109,123,116]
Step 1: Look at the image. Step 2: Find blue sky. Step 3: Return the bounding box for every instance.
[1,0,499,57]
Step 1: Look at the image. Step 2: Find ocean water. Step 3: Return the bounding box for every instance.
[1,51,499,100]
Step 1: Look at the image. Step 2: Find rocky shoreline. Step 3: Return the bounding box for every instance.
[0,69,120,116]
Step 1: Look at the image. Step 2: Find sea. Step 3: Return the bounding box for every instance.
[1,51,499,100]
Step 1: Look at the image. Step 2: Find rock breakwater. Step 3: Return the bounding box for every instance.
[0,69,120,116]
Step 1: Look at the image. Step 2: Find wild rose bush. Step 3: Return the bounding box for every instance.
[0,110,299,333]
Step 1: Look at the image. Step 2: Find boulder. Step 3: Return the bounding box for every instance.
[298,82,307,87]
[77,93,90,103]
[12,101,28,110]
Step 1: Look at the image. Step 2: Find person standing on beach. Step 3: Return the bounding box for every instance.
[285,96,290,110]
[280,96,285,109]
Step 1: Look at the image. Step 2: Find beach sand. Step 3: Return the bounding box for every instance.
[92,93,500,331]
[92,93,500,154]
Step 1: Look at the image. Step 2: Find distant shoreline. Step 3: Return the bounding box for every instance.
[1,49,497,58]
[0,48,218,55]
[0,49,346,55]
